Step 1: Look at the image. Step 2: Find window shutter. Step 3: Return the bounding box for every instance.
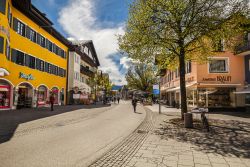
[37,33,41,45]
[11,49,17,63]
[26,26,30,39]
[25,54,29,66]
[0,36,4,54]
[0,0,6,14]
[13,17,18,31]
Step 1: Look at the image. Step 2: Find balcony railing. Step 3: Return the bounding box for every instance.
[235,41,250,55]
[80,65,94,77]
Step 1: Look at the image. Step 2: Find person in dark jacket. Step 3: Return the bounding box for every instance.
[49,93,55,111]
[132,98,137,113]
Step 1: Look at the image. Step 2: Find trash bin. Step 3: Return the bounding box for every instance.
[184,112,193,128]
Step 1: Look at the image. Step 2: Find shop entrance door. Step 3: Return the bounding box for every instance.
[17,84,33,109]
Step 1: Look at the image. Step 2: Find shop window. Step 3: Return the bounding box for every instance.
[209,58,228,73]
[5,39,10,60]
[25,54,36,69]
[0,0,6,14]
[246,94,250,105]
[13,18,26,37]
[26,26,37,42]
[249,59,250,71]
[11,49,25,66]
[0,36,3,53]
[0,86,10,108]
[37,86,47,106]
[198,88,235,107]
[7,3,12,26]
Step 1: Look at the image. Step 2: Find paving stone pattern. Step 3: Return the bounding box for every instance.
[89,108,155,167]
[89,106,250,167]
[126,112,250,167]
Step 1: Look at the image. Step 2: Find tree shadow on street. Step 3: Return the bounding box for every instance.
[154,118,250,158]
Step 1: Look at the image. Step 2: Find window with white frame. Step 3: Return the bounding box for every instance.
[209,58,229,73]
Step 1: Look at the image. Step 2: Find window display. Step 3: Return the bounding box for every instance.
[197,88,235,107]
[0,86,10,108]
[187,90,197,106]
[52,88,59,104]
[246,94,250,105]
[37,86,47,105]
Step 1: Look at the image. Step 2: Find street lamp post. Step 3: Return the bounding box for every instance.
[158,77,161,114]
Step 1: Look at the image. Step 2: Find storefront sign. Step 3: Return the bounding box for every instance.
[19,72,34,81]
[73,94,80,99]
[202,76,231,83]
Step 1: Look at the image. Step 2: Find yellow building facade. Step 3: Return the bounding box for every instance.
[0,0,70,109]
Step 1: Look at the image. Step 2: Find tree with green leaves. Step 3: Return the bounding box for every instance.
[119,0,250,119]
[126,63,157,92]
[87,71,112,100]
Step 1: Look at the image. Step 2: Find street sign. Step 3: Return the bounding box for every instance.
[153,84,160,95]
[153,89,160,95]
[153,84,159,90]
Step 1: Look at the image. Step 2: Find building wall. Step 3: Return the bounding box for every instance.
[0,0,68,108]
[197,51,245,85]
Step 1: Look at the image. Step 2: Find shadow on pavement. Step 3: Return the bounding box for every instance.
[209,112,250,118]
[155,118,250,158]
[135,112,143,114]
[0,103,111,144]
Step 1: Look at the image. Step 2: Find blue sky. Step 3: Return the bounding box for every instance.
[32,0,132,85]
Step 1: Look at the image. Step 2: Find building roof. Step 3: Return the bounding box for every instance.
[12,0,71,47]
[69,40,100,67]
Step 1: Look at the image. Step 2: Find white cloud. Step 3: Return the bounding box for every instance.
[58,0,128,85]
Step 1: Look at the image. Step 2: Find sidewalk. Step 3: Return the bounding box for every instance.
[126,105,250,167]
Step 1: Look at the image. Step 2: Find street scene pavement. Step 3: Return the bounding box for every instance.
[123,105,250,167]
[0,101,145,167]
[0,103,250,167]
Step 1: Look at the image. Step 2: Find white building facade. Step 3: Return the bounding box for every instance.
[67,40,100,104]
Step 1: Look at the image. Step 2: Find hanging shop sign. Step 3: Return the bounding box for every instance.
[202,76,231,83]
[19,72,35,81]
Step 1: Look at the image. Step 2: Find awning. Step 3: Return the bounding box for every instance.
[166,82,197,92]
[0,68,10,76]
[234,87,250,94]
[198,83,242,87]
[0,88,9,91]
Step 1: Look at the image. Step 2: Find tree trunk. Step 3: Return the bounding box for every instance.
[179,47,188,120]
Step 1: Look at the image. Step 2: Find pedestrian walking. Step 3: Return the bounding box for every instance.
[132,98,137,113]
[117,96,120,104]
[114,96,116,103]
[49,93,55,111]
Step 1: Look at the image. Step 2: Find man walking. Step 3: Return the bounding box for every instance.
[49,93,55,111]
[132,98,137,113]
[117,96,120,104]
